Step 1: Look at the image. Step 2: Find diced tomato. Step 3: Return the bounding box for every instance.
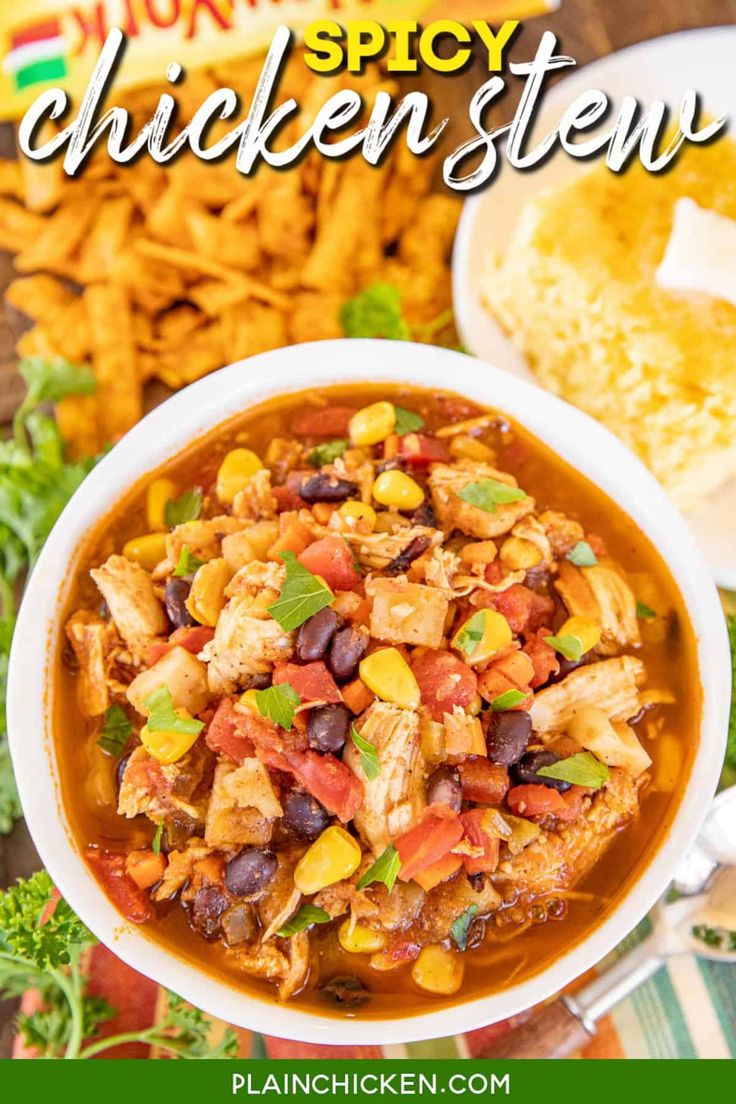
[394,812,464,882]
[556,786,586,823]
[484,561,504,585]
[399,432,449,468]
[497,438,531,472]
[457,757,510,804]
[273,483,306,512]
[287,750,363,822]
[507,784,568,818]
[298,536,362,591]
[460,809,501,875]
[370,940,421,970]
[205,698,256,763]
[411,650,478,722]
[273,660,342,703]
[489,584,534,634]
[412,852,463,891]
[86,848,152,923]
[124,751,169,796]
[291,405,356,438]
[522,629,560,688]
[147,626,215,665]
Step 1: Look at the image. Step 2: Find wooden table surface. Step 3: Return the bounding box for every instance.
[0,0,733,1057]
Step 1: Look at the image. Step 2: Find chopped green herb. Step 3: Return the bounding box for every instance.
[350,724,380,781]
[97,704,133,756]
[164,488,202,527]
[537,751,610,789]
[458,478,527,514]
[566,540,598,567]
[340,282,410,341]
[173,544,204,578]
[691,923,736,951]
[13,358,96,449]
[255,683,300,731]
[454,610,486,659]
[144,687,204,737]
[544,633,584,663]
[357,845,401,893]
[266,551,334,631]
[450,905,478,951]
[393,405,424,436]
[277,905,331,937]
[307,439,349,468]
[636,600,657,621]
[151,824,163,856]
[491,689,528,711]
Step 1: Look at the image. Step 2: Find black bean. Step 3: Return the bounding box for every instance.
[320,976,370,1008]
[296,607,340,662]
[299,473,358,503]
[164,578,195,629]
[383,535,431,576]
[376,455,408,474]
[225,847,278,898]
[426,764,462,812]
[513,750,571,792]
[241,671,272,691]
[328,626,368,683]
[282,790,330,841]
[115,754,130,796]
[307,703,351,754]
[191,885,229,940]
[546,653,591,686]
[485,711,532,766]
[410,501,437,528]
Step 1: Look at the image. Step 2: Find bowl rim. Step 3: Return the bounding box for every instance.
[8,338,730,1046]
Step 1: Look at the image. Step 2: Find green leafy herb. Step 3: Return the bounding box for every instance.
[537,751,610,789]
[340,282,411,341]
[450,905,478,951]
[97,704,133,756]
[458,478,527,514]
[544,633,584,663]
[173,544,204,578]
[151,824,163,856]
[350,724,380,781]
[255,682,301,731]
[393,405,424,436]
[691,923,736,952]
[357,845,401,893]
[267,550,334,631]
[454,610,487,659]
[636,600,657,621]
[164,488,202,527]
[13,358,96,449]
[144,687,204,737]
[491,689,528,711]
[566,541,598,567]
[307,439,349,468]
[277,905,331,937]
[727,615,736,776]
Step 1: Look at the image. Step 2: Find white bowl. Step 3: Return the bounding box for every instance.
[8,339,730,1046]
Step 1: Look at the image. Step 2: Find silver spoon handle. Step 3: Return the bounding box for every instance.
[563,931,665,1029]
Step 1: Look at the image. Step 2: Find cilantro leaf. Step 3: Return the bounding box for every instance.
[164,488,202,527]
[152,824,163,856]
[97,704,133,756]
[266,551,334,631]
[636,600,657,621]
[144,687,204,737]
[544,633,584,662]
[393,405,424,436]
[350,724,380,781]
[307,439,348,468]
[450,905,478,951]
[173,544,204,578]
[255,683,300,730]
[454,610,486,659]
[357,845,401,893]
[14,358,96,447]
[491,689,528,711]
[340,282,411,341]
[277,905,331,937]
[566,540,598,567]
[458,478,527,514]
[537,751,610,789]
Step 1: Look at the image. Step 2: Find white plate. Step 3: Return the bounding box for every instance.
[453,27,736,590]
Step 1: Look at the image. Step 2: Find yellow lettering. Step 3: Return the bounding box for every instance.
[472,20,519,72]
[419,20,471,73]
[385,19,418,73]
[304,20,344,73]
[346,20,387,73]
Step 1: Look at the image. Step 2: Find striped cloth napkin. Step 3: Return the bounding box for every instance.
[14,918,736,1059]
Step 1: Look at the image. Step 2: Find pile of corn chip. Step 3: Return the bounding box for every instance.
[0,52,460,456]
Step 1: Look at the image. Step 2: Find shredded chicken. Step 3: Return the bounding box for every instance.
[530,656,645,735]
[90,555,167,661]
[161,515,246,575]
[205,760,275,847]
[152,841,215,902]
[428,461,535,539]
[118,745,211,827]
[65,610,121,716]
[418,872,502,941]
[232,469,277,520]
[537,510,585,557]
[304,516,441,570]
[555,562,641,654]
[232,931,310,1001]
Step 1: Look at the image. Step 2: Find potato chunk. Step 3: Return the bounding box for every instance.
[366,576,448,648]
[205,761,274,847]
[126,645,210,717]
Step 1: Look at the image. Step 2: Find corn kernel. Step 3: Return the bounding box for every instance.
[420,715,446,762]
[239,689,260,714]
[558,615,602,655]
[468,693,483,716]
[293,826,362,894]
[360,648,420,710]
[216,448,263,505]
[338,920,387,955]
[411,945,465,995]
[349,401,396,447]
[452,608,513,665]
[339,500,377,531]
[123,533,167,572]
[146,478,177,532]
[449,434,496,463]
[140,719,200,764]
[372,470,424,511]
[186,558,231,627]
[500,536,543,571]
[460,540,497,566]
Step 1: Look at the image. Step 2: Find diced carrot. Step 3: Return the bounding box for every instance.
[125,849,166,889]
[522,629,560,688]
[382,433,400,459]
[412,852,463,891]
[342,677,375,714]
[332,592,371,626]
[312,502,338,525]
[268,513,313,560]
[395,813,464,882]
[507,784,568,818]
